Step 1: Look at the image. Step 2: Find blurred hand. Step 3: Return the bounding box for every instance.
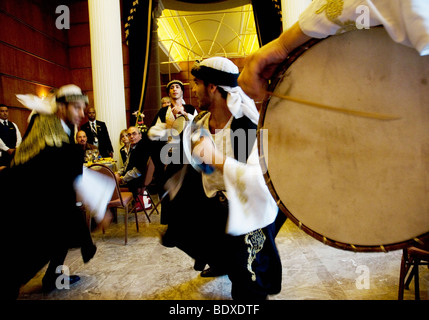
[192,136,225,171]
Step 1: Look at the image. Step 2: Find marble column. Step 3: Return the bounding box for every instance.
[88,0,127,164]
[281,0,312,30]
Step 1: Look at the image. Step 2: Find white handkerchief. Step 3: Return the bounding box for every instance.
[74,167,115,222]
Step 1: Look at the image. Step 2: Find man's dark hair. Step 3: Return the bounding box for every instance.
[201,80,228,100]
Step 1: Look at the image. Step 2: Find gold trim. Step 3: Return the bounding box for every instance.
[12,114,69,166]
[315,0,357,35]
[244,229,266,281]
[236,167,248,205]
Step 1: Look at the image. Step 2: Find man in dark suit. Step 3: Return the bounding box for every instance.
[81,107,114,158]
[115,126,150,196]
[0,104,22,167]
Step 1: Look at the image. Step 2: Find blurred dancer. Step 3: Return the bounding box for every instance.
[2,85,97,298]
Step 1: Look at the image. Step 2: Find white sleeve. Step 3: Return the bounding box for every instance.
[298,0,370,38]
[298,0,429,56]
[223,144,278,236]
[147,117,168,141]
[122,167,142,183]
[0,138,8,151]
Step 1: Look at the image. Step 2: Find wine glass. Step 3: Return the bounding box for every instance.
[93,149,99,162]
[85,150,93,164]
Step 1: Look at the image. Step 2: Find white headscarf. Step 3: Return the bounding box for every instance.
[195,57,260,125]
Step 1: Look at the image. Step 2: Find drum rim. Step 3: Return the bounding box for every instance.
[257,28,429,252]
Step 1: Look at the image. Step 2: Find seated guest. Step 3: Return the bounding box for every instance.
[119,129,130,165]
[76,130,97,151]
[76,130,98,162]
[115,126,150,195]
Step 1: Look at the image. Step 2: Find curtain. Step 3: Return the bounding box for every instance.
[251,0,283,46]
[124,0,154,124]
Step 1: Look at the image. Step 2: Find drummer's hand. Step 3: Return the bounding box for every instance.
[173,107,189,120]
[238,40,286,101]
[192,136,225,172]
[238,22,311,101]
[175,108,186,117]
[171,106,183,117]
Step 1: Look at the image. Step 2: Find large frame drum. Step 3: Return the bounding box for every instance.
[259,27,429,252]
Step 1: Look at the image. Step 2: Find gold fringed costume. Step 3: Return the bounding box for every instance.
[12,114,69,166]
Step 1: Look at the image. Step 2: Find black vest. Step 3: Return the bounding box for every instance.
[151,104,197,126]
[194,111,257,163]
[0,121,17,148]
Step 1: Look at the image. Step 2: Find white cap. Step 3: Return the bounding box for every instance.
[56,84,88,104]
[192,57,259,124]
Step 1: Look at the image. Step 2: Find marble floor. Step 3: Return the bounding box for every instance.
[18,206,428,301]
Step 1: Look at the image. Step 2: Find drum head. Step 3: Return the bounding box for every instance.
[259,28,429,251]
[172,115,187,134]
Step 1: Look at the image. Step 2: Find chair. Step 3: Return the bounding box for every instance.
[88,163,138,245]
[134,158,162,222]
[398,243,429,300]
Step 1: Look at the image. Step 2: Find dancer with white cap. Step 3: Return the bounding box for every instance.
[148,80,198,243]
[166,57,285,300]
[2,85,110,298]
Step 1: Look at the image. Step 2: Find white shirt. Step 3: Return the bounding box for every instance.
[196,112,278,236]
[201,115,233,198]
[299,0,429,56]
[89,120,97,132]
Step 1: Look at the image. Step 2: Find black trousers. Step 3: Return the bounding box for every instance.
[42,248,69,284]
[5,205,95,299]
[166,166,286,299]
[227,211,286,300]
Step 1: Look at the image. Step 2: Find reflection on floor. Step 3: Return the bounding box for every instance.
[18,207,428,300]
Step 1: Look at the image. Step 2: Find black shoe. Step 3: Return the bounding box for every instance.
[161,230,176,248]
[193,260,206,271]
[42,275,81,293]
[82,244,97,263]
[68,275,81,285]
[200,267,227,278]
